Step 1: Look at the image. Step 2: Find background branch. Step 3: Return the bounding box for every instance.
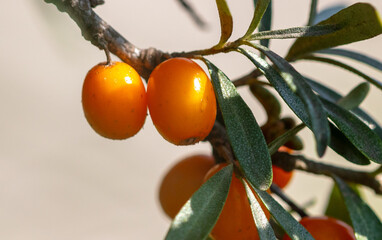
[44,0,170,79]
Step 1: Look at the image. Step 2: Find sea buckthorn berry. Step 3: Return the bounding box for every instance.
[272,146,294,189]
[158,154,215,218]
[204,163,270,240]
[82,61,147,140]
[147,57,217,145]
[283,216,356,240]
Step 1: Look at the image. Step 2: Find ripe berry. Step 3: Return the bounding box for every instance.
[82,61,147,139]
[158,154,215,218]
[147,57,216,145]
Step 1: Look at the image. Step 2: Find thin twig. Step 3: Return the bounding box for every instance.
[270,184,308,218]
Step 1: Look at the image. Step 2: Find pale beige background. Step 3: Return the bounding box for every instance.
[1,0,381,239]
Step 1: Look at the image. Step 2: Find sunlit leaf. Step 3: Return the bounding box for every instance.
[320,97,382,164]
[286,3,382,60]
[242,180,276,240]
[215,0,233,47]
[244,0,271,38]
[165,164,233,240]
[334,176,382,240]
[240,46,330,156]
[205,59,272,190]
[253,188,314,240]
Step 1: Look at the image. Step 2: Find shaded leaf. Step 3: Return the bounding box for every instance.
[286,3,382,60]
[257,0,272,48]
[302,55,382,90]
[205,59,272,190]
[306,77,382,140]
[242,180,276,240]
[314,4,346,24]
[241,46,330,156]
[268,123,305,155]
[253,188,314,240]
[238,49,369,165]
[249,25,340,41]
[244,0,271,38]
[317,48,382,72]
[250,84,281,122]
[337,82,370,110]
[334,176,382,240]
[165,164,233,240]
[307,0,318,26]
[325,182,362,226]
[215,0,233,46]
[320,97,382,164]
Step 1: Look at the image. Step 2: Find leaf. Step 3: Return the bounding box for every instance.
[215,0,233,47]
[286,3,382,60]
[307,0,318,26]
[253,188,315,240]
[320,97,382,164]
[204,59,272,190]
[238,49,369,165]
[334,176,382,240]
[337,82,370,110]
[242,180,277,240]
[302,55,382,90]
[249,84,281,122]
[268,123,305,155]
[165,164,233,240]
[248,25,340,41]
[241,45,330,157]
[244,0,271,38]
[325,182,362,226]
[317,48,382,72]
[314,4,346,24]
[306,77,382,140]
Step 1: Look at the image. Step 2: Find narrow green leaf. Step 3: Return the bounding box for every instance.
[249,25,340,41]
[244,0,271,38]
[306,77,382,140]
[165,164,233,240]
[334,176,382,240]
[242,45,330,156]
[242,180,276,240]
[302,55,382,90]
[307,0,318,26]
[325,182,362,226]
[253,188,315,240]
[238,49,369,165]
[215,0,233,46]
[250,84,281,122]
[286,3,382,60]
[317,48,382,72]
[258,0,272,48]
[337,82,370,110]
[268,123,305,155]
[320,97,382,164]
[204,59,272,190]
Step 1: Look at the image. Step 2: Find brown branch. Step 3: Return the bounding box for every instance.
[44,0,170,79]
[272,152,382,194]
[270,184,308,218]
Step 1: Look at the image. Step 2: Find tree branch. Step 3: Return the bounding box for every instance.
[272,152,382,194]
[44,0,170,79]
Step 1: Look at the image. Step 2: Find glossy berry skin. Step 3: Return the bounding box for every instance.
[158,155,215,219]
[147,57,216,145]
[82,61,147,140]
[283,216,356,240]
[204,163,270,240]
[273,146,294,189]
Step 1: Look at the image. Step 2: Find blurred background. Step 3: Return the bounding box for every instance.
[1,0,381,239]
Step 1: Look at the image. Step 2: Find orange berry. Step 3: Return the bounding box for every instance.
[283,216,356,240]
[273,146,294,189]
[147,57,216,145]
[158,154,215,219]
[204,163,270,240]
[82,61,147,139]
